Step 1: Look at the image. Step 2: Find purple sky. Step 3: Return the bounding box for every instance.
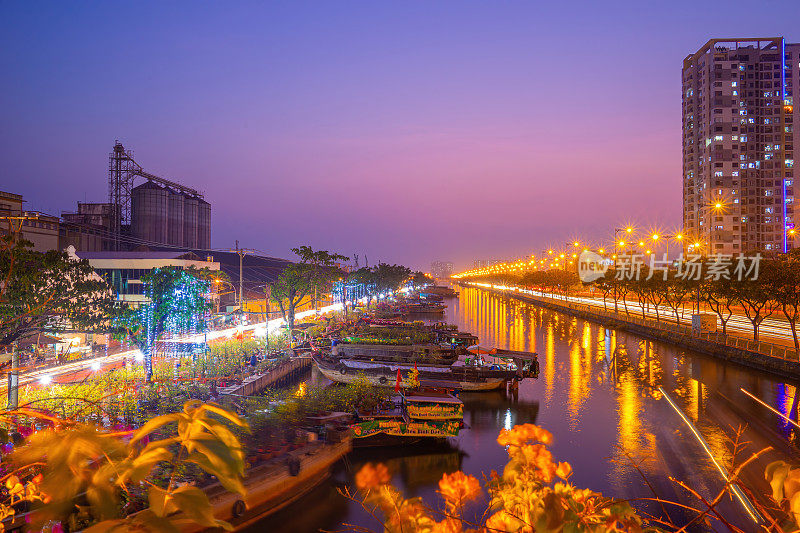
[2,2,799,271]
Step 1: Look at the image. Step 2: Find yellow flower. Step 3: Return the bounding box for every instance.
[556,462,572,481]
[485,509,526,532]
[438,471,482,506]
[355,462,391,490]
[497,424,553,447]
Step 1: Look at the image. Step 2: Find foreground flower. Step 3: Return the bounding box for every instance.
[355,462,391,490]
[556,461,572,480]
[497,424,553,447]
[439,470,482,507]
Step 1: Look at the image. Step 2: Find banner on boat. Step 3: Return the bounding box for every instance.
[405,403,464,420]
[350,418,461,438]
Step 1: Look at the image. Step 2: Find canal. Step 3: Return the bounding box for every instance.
[262,286,800,532]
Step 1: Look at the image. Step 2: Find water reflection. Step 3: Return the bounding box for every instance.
[272,286,800,532]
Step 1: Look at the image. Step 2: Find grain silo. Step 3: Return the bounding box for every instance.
[131,181,168,245]
[197,198,211,249]
[167,190,185,246]
[183,195,199,248]
[110,143,211,250]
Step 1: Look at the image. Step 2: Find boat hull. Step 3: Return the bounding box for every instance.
[314,358,507,391]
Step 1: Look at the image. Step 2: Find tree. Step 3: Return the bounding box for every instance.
[116,267,212,381]
[662,273,695,325]
[270,246,346,333]
[766,251,800,349]
[0,238,117,347]
[643,272,667,321]
[410,271,432,291]
[348,267,377,307]
[372,263,412,297]
[701,275,736,335]
[730,266,777,343]
[590,277,615,311]
[628,273,650,319]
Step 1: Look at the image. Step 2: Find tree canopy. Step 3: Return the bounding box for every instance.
[115,267,213,380]
[0,238,117,348]
[270,246,347,332]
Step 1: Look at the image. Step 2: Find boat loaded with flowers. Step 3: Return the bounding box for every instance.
[350,388,465,446]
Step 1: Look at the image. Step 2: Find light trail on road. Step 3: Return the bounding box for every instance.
[469,282,798,348]
[5,302,345,390]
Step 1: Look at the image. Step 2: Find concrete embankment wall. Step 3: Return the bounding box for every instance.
[470,285,800,381]
[220,357,312,397]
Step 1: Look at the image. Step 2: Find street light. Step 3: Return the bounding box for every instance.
[213,278,236,313]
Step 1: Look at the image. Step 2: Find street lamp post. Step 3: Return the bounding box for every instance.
[213,278,236,314]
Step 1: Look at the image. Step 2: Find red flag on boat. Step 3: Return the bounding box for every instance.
[394,369,402,392]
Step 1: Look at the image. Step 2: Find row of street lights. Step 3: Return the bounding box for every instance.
[453,223,719,279]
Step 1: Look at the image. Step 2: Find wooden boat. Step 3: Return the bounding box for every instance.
[104,435,353,533]
[403,302,446,314]
[350,390,464,446]
[335,342,460,365]
[422,285,458,297]
[403,390,464,420]
[312,353,538,392]
[202,437,352,530]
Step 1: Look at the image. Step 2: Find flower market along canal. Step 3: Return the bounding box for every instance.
[249,285,800,533]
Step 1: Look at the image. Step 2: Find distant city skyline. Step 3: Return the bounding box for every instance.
[2,1,800,270]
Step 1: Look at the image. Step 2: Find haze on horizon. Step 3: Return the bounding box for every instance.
[2,1,799,271]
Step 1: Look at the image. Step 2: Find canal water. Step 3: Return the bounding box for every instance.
[261,286,800,532]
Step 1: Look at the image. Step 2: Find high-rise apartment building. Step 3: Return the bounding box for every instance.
[683,38,799,255]
[430,261,454,279]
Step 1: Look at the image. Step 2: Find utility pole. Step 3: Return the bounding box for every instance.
[2,213,40,410]
[7,342,18,410]
[264,284,271,354]
[229,242,254,312]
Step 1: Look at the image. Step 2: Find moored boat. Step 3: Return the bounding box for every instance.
[312,353,537,392]
[350,389,464,446]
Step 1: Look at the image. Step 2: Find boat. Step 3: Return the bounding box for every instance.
[350,389,464,446]
[312,352,538,392]
[335,342,460,365]
[111,432,353,533]
[422,285,458,297]
[403,301,446,314]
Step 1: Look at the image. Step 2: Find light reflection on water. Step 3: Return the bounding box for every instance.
[263,287,800,532]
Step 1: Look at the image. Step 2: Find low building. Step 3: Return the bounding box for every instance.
[0,191,60,252]
[68,247,220,306]
[60,202,119,252]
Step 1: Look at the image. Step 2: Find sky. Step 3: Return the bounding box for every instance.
[2,1,800,271]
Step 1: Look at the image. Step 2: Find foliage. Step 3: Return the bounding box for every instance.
[343,325,435,346]
[0,237,118,347]
[4,401,247,532]
[241,377,388,449]
[411,271,433,291]
[6,336,292,422]
[520,270,581,299]
[271,246,347,332]
[476,252,800,348]
[115,267,212,381]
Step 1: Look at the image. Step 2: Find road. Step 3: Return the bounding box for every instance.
[3,302,344,391]
[469,282,799,349]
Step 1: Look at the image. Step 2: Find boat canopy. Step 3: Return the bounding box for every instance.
[404,392,463,405]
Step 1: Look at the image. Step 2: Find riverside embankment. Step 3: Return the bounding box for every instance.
[459,281,800,380]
